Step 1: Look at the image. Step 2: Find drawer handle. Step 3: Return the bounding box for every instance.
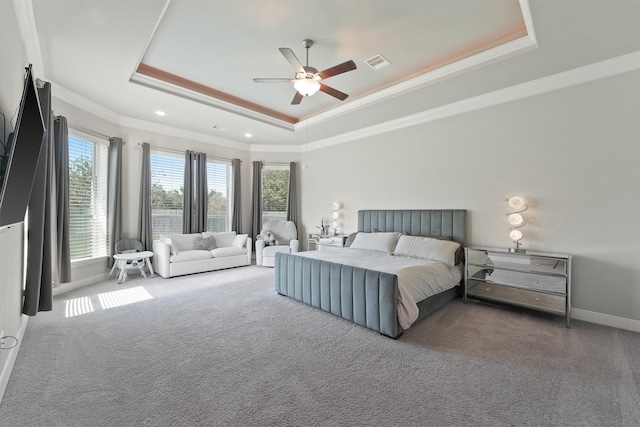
[535,280,539,283]
[535,298,540,301]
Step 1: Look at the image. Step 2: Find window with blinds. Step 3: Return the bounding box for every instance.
[150,152,185,239]
[207,160,232,232]
[262,165,289,224]
[68,135,109,260]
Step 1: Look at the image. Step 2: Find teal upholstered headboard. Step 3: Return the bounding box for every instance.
[357,210,466,246]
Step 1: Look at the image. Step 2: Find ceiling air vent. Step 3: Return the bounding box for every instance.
[365,54,390,70]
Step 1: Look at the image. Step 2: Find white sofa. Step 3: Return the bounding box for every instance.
[153,231,251,278]
[255,220,299,267]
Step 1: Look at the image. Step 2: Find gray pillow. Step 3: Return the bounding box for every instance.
[344,232,358,247]
[194,236,217,250]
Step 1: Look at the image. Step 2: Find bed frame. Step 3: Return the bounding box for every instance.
[274,209,466,338]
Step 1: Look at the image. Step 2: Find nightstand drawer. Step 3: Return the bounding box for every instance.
[485,268,566,294]
[467,281,566,314]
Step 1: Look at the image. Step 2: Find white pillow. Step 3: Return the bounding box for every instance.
[393,235,460,267]
[349,232,400,254]
[231,234,248,248]
[163,237,179,255]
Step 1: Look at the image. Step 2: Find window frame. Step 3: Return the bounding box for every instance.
[261,164,290,224]
[67,130,109,262]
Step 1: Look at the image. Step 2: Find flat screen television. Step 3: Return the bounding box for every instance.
[0,64,45,228]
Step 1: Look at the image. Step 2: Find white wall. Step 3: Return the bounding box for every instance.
[301,71,640,323]
[0,0,30,394]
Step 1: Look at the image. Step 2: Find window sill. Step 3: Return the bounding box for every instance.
[71,256,109,267]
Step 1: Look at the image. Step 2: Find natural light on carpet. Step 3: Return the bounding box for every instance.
[64,287,154,318]
[98,286,153,310]
[65,296,94,318]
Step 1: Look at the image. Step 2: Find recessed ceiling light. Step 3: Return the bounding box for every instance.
[245,133,253,138]
[155,110,166,116]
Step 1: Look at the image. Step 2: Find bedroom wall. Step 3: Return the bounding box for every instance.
[0,0,29,394]
[300,70,640,326]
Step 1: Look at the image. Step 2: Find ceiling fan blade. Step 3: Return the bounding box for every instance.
[253,78,294,83]
[291,91,304,105]
[319,83,348,101]
[318,60,357,80]
[279,48,305,74]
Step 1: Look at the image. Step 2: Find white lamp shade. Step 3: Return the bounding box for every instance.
[510,229,523,241]
[294,78,321,96]
[508,213,524,226]
[508,196,527,211]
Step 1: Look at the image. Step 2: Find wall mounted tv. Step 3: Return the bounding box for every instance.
[0,65,45,228]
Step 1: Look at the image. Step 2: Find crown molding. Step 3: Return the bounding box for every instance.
[52,82,121,123]
[118,116,251,152]
[12,0,44,79]
[129,71,296,132]
[303,50,640,152]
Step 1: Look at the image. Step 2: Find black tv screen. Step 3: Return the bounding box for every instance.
[0,65,45,228]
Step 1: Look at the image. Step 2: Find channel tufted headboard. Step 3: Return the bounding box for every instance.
[357,209,466,246]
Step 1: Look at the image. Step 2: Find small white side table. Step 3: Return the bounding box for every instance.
[110,251,155,284]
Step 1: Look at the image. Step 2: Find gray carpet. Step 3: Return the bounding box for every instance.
[0,265,638,426]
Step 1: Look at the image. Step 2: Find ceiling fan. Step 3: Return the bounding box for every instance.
[253,39,357,105]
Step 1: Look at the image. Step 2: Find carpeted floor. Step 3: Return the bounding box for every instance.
[0,265,638,426]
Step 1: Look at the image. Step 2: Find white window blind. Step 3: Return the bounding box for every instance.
[68,135,109,260]
[207,160,232,232]
[150,152,184,238]
[261,165,289,224]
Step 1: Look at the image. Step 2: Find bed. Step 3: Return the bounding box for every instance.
[274,209,466,338]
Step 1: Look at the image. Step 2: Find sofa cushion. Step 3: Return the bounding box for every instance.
[211,247,247,258]
[169,250,213,263]
[231,234,248,248]
[162,237,179,255]
[202,231,237,248]
[160,233,202,251]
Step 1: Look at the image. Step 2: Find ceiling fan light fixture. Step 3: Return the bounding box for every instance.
[294,78,321,96]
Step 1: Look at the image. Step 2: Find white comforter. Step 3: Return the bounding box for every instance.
[294,249,462,329]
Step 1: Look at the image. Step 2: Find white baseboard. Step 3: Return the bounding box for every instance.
[572,308,640,333]
[53,272,109,297]
[0,315,29,403]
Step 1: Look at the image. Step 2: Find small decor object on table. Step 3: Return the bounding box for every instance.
[506,196,528,253]
[464,247,572,327]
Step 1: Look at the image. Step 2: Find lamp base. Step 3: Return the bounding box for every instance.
[508,247,527,253]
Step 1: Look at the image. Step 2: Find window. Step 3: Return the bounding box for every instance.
[207,160,232,232]
[150,152,184,239]
[261,165,289,224]
[68,134,109,260]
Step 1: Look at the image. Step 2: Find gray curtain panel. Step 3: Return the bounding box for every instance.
[183,150,194,233]
[250,161,263,242]
[231,158,241,232]
[138,142,153,251]
[183,151,208,233]
[107,137,123,268]
[195,152,207,233]
[286,161,298,237]
[24,82,55,315]
[54,116,71,284]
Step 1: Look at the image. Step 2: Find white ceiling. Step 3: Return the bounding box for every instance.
[23,0,639,148]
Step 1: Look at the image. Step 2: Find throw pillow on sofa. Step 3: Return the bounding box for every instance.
[194,236,217,250]
[231,234,248,248]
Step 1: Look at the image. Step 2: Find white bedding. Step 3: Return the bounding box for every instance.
[294,248,463,329]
